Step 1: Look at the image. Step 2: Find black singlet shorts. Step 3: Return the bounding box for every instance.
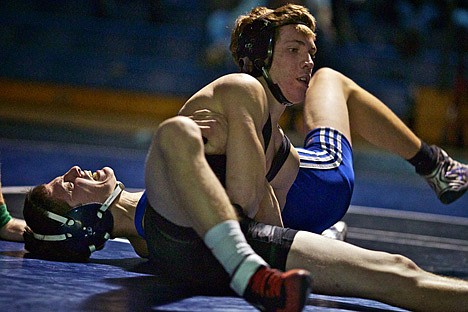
[144,204,298,291]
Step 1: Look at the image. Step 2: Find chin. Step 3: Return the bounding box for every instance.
[288,95,306,105]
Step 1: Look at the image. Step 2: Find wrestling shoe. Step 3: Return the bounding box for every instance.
[243,266,311,312]
[321,221,348,241]
[422,146,468,204]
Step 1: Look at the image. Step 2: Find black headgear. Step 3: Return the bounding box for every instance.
[237,18,276,78]
[26,182,124,261]
[237,18,309,106]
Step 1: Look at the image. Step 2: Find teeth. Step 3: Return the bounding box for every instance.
[92,172,98,180]
[83,170,95,180]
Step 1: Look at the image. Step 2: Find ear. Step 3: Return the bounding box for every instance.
[238,57,253,73]
[253,59,265,70]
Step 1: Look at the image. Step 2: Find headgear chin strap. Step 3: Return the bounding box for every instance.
[31,182,124,257]
[261,66,293,107]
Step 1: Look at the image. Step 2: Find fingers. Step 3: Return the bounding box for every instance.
[189,109,227,125]
[189,109,227,141]
[188,109,228,154]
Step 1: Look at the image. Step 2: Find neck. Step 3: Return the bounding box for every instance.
[259,76,287,122]
[109,190,143,238]
[261,67,292,107]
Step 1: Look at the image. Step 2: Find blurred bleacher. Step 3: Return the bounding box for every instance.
[0,0,466,148]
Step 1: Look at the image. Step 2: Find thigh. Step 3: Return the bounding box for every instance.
[304,68,352,143]
[282,127,354,233]
[144,117,207,227]
[144,134,189,226]
[144,116,237,234]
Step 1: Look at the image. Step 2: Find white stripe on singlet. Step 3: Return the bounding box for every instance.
[296,128,343,170]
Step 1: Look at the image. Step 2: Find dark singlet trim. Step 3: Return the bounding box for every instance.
[262,114,291,182]
[266,134,291,182]
[262,114,272,152]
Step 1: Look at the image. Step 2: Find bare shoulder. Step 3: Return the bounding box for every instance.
[214,73,264,98]
[181,73,267,121]
[213,74,267,117]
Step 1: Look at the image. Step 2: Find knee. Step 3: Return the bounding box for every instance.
[312,67,351,86]
[313,67,339,79]
[385,253,422,282]
[390,254,420,271]
[153,116,203,155]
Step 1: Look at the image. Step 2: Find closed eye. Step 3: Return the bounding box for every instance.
[64,180,74,192]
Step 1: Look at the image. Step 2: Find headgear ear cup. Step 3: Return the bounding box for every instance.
[237,18,311,105]
[254,59,265,70]
[237,18,275,77]
[25,182,123,261]
[25,203,114,261]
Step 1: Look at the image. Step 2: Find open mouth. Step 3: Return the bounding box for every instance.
[297,76,310,86]
[84,170,98,180]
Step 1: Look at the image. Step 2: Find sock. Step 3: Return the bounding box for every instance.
[204,220,267,295]
[407,141,439,175]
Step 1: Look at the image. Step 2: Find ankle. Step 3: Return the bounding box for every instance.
[407,142,438,175]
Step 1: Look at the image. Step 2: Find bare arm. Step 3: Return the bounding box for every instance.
[0,177,27,242]
[183,74,283,223]
[224,101,267,218]
[189,109,228,155]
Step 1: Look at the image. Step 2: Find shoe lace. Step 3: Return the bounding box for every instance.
[443,158,466,182]
[251,268,282,299]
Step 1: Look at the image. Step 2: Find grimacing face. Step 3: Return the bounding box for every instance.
[44,166,117,208]
[268,24,316,104]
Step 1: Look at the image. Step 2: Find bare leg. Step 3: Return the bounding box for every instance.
[304,67,421,159]
[144,117,315,310]
[145,116,237,235]
[286,231,468,311]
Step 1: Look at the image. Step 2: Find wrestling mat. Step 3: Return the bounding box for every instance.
[1,195,467,311]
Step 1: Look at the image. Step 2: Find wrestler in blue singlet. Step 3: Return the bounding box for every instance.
[136,125,354,240]
[282,127,355,234]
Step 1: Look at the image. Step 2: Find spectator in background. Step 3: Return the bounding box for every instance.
[205,0,268,67]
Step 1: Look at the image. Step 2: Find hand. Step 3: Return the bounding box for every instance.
[0,175,27,242]
[189,109,228,155]
[0,218,27,242]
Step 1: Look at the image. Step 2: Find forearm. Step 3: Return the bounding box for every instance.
[252,182,283,226]
[0,203,12,229]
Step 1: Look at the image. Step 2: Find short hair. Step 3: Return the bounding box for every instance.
[23,185,89,262]
[230,4,316,75]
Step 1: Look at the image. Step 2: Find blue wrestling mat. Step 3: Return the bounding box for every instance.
[2,204,467,311]
[0,135,467,311]
[0,237,404,312]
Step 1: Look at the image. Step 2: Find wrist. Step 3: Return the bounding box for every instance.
[0,203,12,228]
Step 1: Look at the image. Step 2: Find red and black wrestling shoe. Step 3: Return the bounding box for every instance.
[243,266,312,312]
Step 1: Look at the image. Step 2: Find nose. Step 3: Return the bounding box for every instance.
[303,54,314,70]
[63,166,82,182]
